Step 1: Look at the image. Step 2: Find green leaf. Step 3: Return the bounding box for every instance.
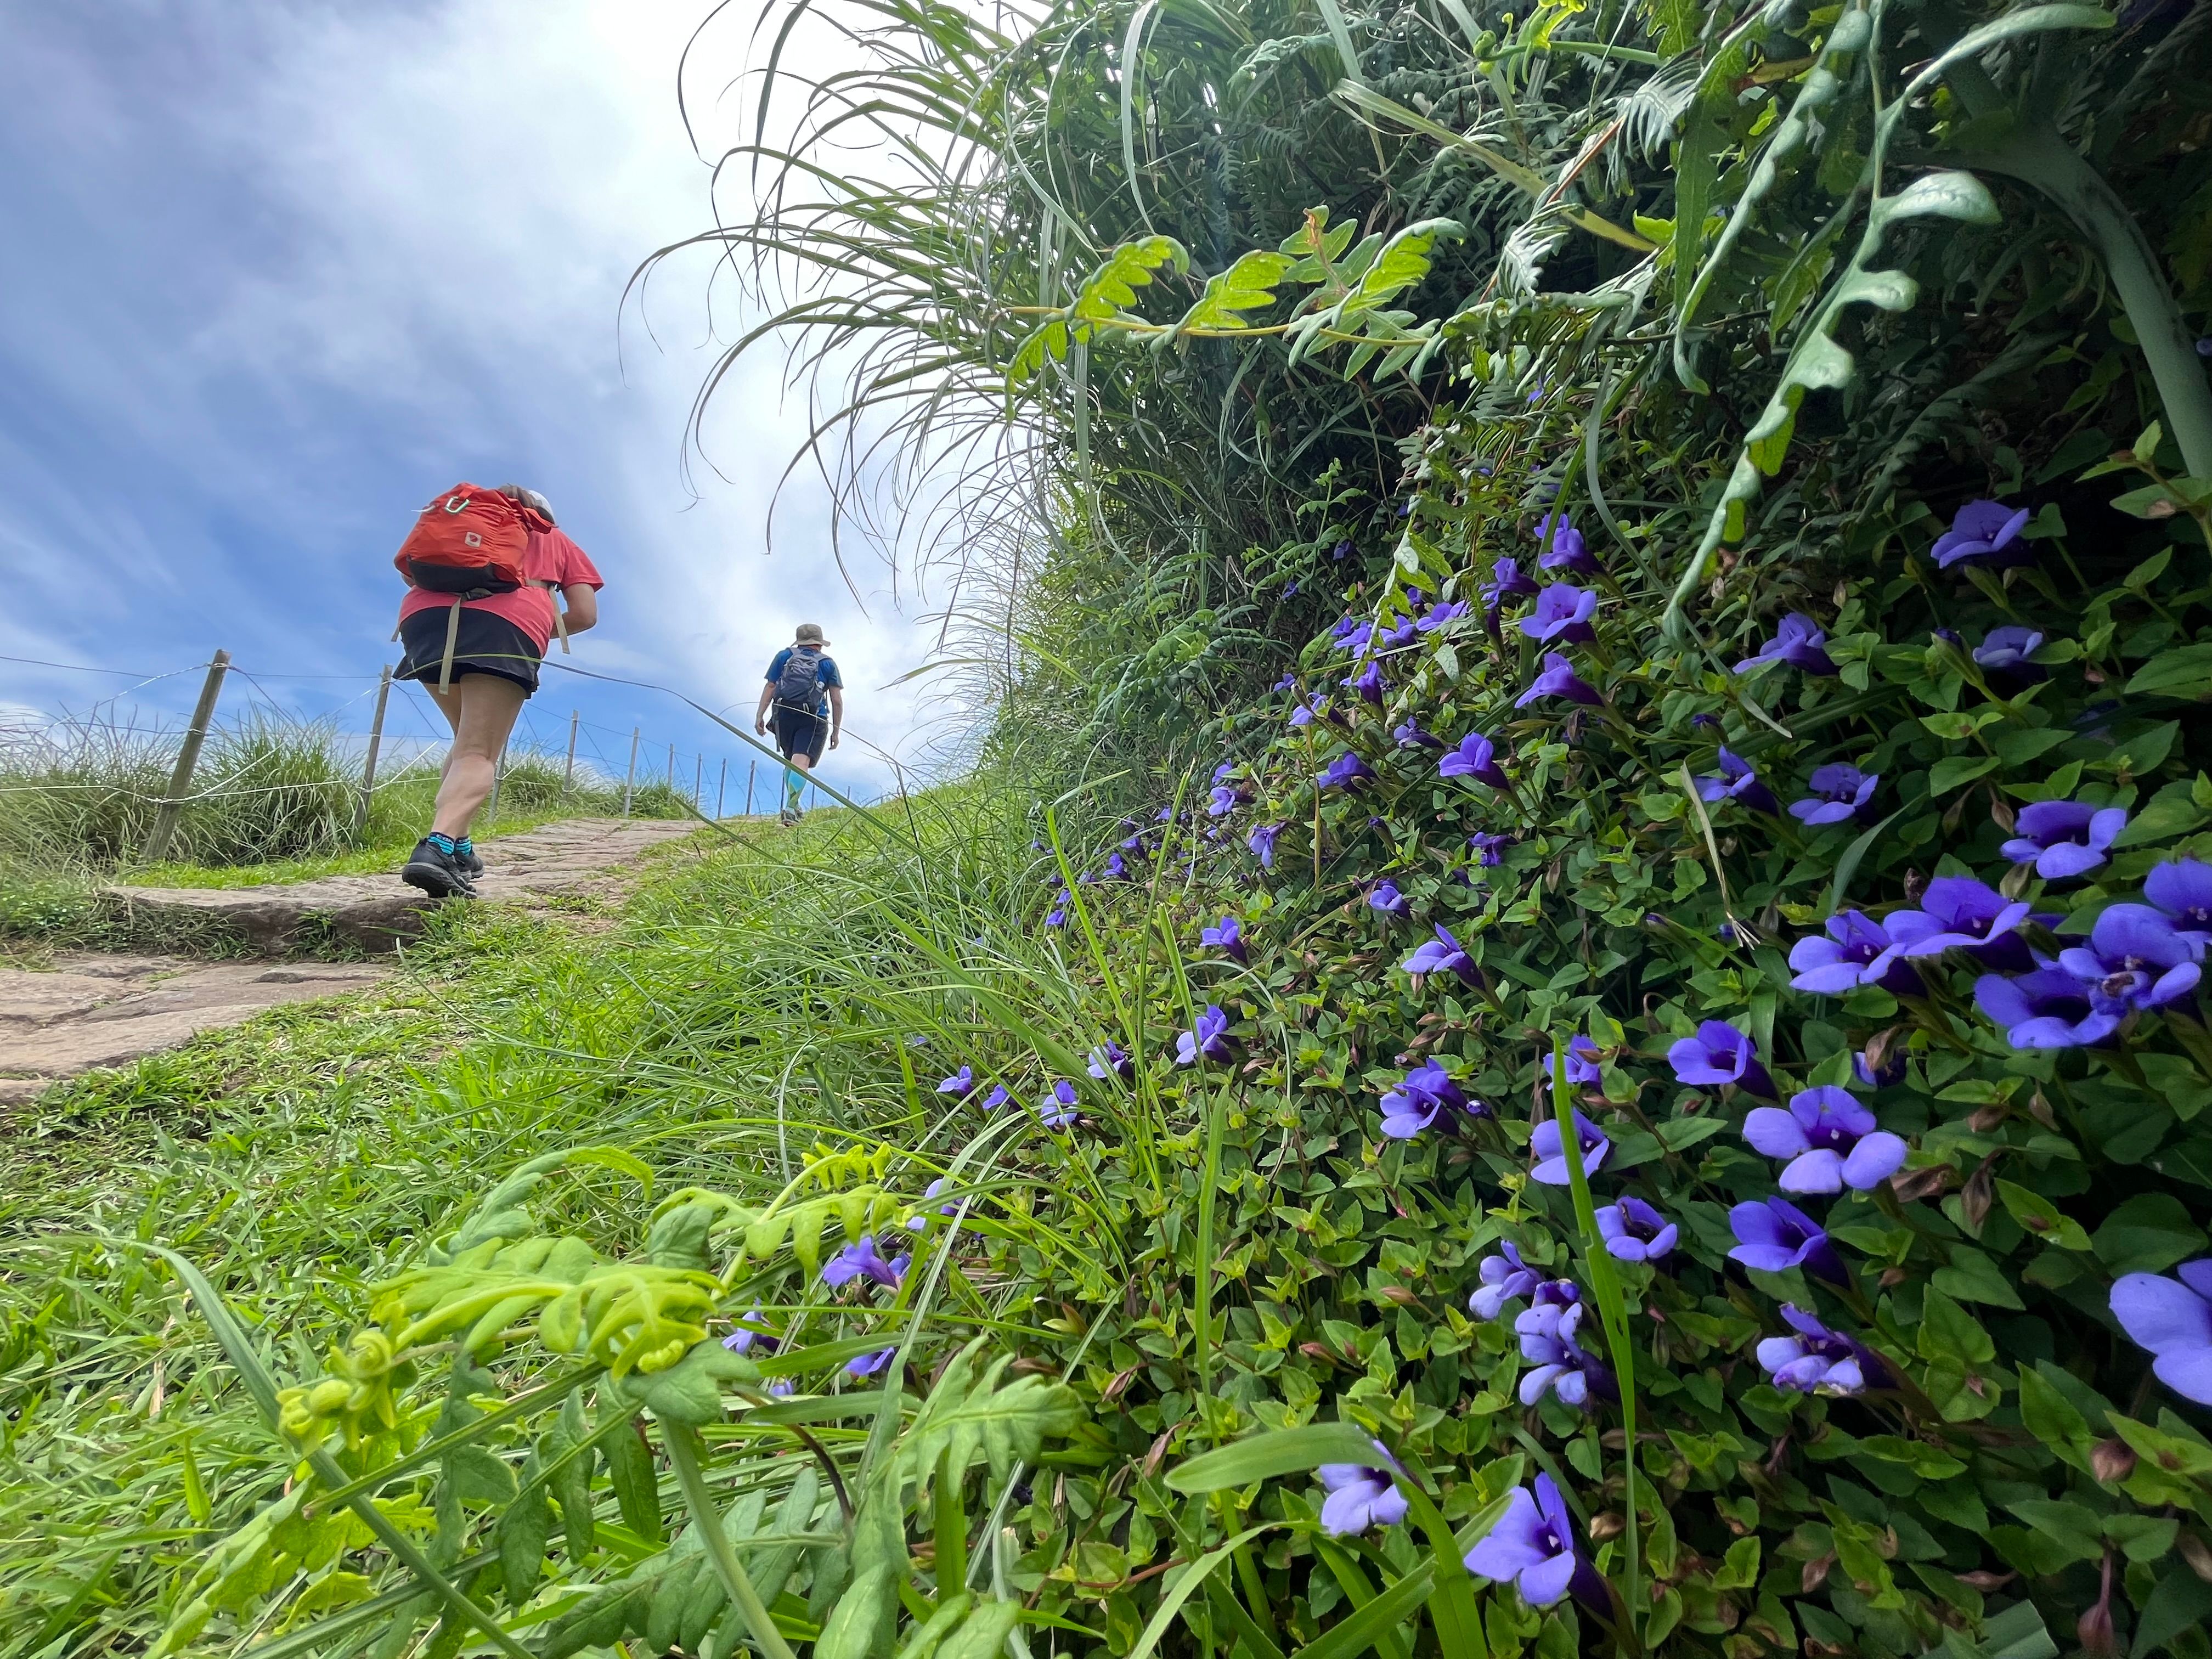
[2127,644,2212,699]
[1296,1564,1434,1659]
[1121,1527,1272,1659]
[1166,1423,1380,1492]
[1995,1181,2092,1250]
[1178,249,1301,332]
[2094,1194,2209,1275]
[2008,1499,2103,1563]
[1931,1245,2025,1309]
[1830,807,1909,912]
[2114,779,2212,847]
[619,1336,759,1426]
[1870,170,2001,229]
[2131,1565,2212,1656]
[2017,1363,2097,1473]
[1915,1287,1995,1365]
[1929,754,2002,795]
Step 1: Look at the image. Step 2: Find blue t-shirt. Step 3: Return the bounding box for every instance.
[765,647,843,717]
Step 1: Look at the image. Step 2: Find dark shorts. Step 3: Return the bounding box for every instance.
[773,705,826,761]
[396,605,542,696]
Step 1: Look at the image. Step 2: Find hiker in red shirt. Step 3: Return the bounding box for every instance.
[391,484,602,896]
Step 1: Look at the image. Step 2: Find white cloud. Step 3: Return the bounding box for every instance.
[0,0,964,801]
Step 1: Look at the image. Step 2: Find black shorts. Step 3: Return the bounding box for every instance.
[396,605,542,696]
[773,705,826,761]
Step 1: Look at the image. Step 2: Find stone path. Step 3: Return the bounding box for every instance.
[105,817,707,953]
[1,818,713,1103]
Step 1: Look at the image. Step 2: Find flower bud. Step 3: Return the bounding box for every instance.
[2091,1438,2138,1485]
[2178,1531,2212,1583]
[2078,1598,2117,1659]
[1588,1511,1626,1541]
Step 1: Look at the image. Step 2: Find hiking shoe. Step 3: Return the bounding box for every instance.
[459,844,484,878]
[401,838,478,898]
[777,808,798,827]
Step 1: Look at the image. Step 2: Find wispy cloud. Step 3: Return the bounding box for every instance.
[0,0,952,800]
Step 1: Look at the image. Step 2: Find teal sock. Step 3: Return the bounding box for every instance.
[455,837,473,855]
[427,832,457,854]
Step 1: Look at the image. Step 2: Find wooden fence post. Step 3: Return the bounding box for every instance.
[621,726,640,817]
[353,663,393,842]
[745,760,756,816]
[140,650,230,865]
[716,758,727,820]
[565,709,579,789]
[488,741,507,821]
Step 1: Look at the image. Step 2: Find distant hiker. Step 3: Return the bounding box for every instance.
[754,623,843,824]
[391,482,601,896]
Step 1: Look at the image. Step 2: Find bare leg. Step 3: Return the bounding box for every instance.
[429,675,526,840]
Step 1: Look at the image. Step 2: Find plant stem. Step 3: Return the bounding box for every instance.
[663,1419,800,1659]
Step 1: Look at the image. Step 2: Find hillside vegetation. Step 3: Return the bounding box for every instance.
[12,3,2212,1659]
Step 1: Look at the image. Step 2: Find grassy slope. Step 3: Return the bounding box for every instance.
[0,792,1028,1655]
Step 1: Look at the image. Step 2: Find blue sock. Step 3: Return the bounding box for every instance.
[428,832,458,854]
[455,837,473,855]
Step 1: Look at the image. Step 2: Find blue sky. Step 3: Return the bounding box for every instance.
[0,0,946,805]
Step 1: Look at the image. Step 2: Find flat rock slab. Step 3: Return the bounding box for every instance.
[105,817,706,954]
[0,955,387,1104]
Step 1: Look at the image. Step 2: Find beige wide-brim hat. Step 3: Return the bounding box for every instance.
[794,624,832,646]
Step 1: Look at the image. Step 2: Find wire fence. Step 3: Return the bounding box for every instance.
[1,643,871,867]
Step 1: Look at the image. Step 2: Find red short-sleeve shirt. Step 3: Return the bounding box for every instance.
[397,528,603,654]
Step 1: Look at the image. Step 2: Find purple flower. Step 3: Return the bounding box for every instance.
[1102,852,1128,881]
[906,1178,961,1230]
[1515,1301,1615,1409]
[1696,748,1780,815]
[1514,652,1602,709]
[1316,1444,1410,1536]
[1888,876,2042,972]
[1854,1045,1906,1088]
[1344,661,1387,703]
[1368,881,1409,917]
[2147,859,2212,947]
[1037,1079,1080,1130]
[1333,539,1352,561]
[1393,717,1443,748]
[1045,904,1068,928]
[1439,732,1510,788]
[1176,1005,1234,1066]
[1330,617,1373,655]
[1087,1040,1132,1081]
[1469,1244,1544,1319]
[1974,966,2118,1049]
[2002,799,2130,880]
[1743,1086,1908,1193]
[1596,1198,1677,1263]
[1536,511,1599,578]
[1206,785,1240,817]
[936,1066,975,1098]
[1201,914,1249,963]
[1465,1476,1603,1609]
[1666,1020,1775,1097]
[1735,613,1837,675]
[1789,763,1878,826]
[2111,1260,2212,1406]
[1482,556,1539,619]
[1469,832,1512,867]
[1273,673,1299,693]
[1973,626,2047,690]
[1529,1109,1611,1186]
[2053,902,2204,1015]
[1248,823,1282,868]
[1319,752,1375,791]
[1378,1059,1479,1138]
[846,1347,896,1378]
[1787,910,1922,996]
[1932,499,2034,569]
[724,1309,780,1356]
[1729,1197,1847,1284]
[1757,1305,1888,1395]
[822,1235,911,1292]
[1288,695,1324,728]
[1417,600,1472,632]
[1401,923,1480,985]
[979,1085,1011,1111]
[1564,1035,1601,1086]
[1520,583,1598,645]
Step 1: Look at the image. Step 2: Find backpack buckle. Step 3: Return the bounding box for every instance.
[443,494,470,514]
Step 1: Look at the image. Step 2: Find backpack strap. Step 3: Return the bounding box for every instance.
[438,597,465,693]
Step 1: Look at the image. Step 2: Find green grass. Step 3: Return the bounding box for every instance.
[0,785,1053,1655]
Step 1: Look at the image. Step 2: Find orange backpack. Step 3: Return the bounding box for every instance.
[393,483,538,593]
